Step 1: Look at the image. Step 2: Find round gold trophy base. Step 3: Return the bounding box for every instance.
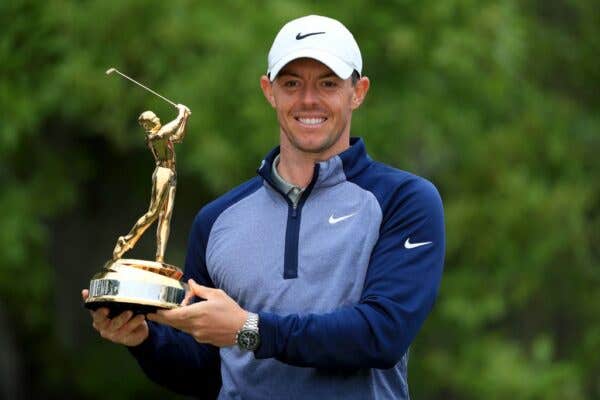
[85,259,186,318]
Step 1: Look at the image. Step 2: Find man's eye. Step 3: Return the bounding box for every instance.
[321,80,337,88]
[283,80,299,88]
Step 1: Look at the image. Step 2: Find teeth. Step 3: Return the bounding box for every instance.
[297,117,326,125]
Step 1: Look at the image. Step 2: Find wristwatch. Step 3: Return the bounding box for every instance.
[236,312,260,351]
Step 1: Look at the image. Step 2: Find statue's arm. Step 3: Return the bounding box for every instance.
[153,104,190,143]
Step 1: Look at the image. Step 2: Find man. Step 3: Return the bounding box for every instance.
[83,15,445,399]
[112,104,191,263]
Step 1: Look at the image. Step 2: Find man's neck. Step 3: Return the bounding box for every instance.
[276,152,313,188]
[277,140,350,188]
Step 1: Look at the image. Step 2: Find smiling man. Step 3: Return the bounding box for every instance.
[85,15,445,399]
[260,57,368,189]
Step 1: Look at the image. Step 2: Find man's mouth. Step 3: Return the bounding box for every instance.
[295,117,327,126]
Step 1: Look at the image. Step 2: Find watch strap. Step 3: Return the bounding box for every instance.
[236,312,260,350]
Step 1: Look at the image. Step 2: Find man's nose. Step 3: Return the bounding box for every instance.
[299,84,319,106]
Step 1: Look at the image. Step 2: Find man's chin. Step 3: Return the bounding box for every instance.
[282,128,346,157]
[292,138,340,156]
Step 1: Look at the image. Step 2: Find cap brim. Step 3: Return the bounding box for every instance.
[268,49,354,81]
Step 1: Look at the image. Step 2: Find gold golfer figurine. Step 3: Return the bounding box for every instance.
[85,68,191,315]
[112,104,191,262]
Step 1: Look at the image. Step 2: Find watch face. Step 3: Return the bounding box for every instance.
[238,330,260,350]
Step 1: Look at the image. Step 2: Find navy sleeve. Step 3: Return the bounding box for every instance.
[254,177,445,369]
[128,211,222,396]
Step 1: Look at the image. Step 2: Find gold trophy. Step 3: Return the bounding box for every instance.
[85,68,191,317]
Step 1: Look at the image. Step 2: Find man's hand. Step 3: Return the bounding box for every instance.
[82,289,149,347]
[147,279,247,347]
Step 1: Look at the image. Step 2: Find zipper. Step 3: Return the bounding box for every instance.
[259,161,320,279]
[284,203,301,279]
[282,164,320,279]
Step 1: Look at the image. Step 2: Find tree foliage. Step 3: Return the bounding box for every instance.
[1,0,598,398]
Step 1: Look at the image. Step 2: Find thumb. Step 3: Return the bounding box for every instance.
[188,279,214,299]
[181,286,195,306]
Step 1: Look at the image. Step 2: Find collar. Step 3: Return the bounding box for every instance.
[257,137,372,192]
[271,154,305,206]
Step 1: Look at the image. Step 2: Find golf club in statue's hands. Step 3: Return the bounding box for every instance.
[106,67,180,109]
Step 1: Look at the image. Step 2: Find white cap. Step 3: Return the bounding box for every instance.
[267,15,362,81]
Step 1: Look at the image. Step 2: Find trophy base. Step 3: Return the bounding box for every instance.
[85,258,186,318]
[85,301,163,318]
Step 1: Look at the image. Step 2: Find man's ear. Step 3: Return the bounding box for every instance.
[260,75,276,108]
[351,76,370,110]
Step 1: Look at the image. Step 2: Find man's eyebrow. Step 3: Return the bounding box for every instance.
[319,72,338,79]
[277,71,339,79]
[277,70,301,78]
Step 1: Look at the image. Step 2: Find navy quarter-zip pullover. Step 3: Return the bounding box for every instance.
[130,138,445,399]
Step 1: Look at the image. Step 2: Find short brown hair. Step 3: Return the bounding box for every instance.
[351,70,360,86]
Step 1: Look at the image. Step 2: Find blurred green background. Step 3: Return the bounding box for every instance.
[1,0,598,398]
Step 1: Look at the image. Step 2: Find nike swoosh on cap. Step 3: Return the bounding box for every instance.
[404,238,433,249]
[296,32,325,40]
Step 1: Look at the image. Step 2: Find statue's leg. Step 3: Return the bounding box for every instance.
[112,167,171,260]
[155,177,176,263]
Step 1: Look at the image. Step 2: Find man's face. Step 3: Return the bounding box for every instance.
[260,58,369,160]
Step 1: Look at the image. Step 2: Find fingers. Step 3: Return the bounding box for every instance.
[181,288,195,306]
[117,314,147,337]
[83,283,151,347]
[146,312,162,324]
[188,279,214,299]
[89,309,131,334]
[106,311,134,332]
[148,304,207,343]
[91,307,109,322]
[90,307,111,331]
[147,303,201,331]
[147,307,184,326]
[92,310,148,346]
